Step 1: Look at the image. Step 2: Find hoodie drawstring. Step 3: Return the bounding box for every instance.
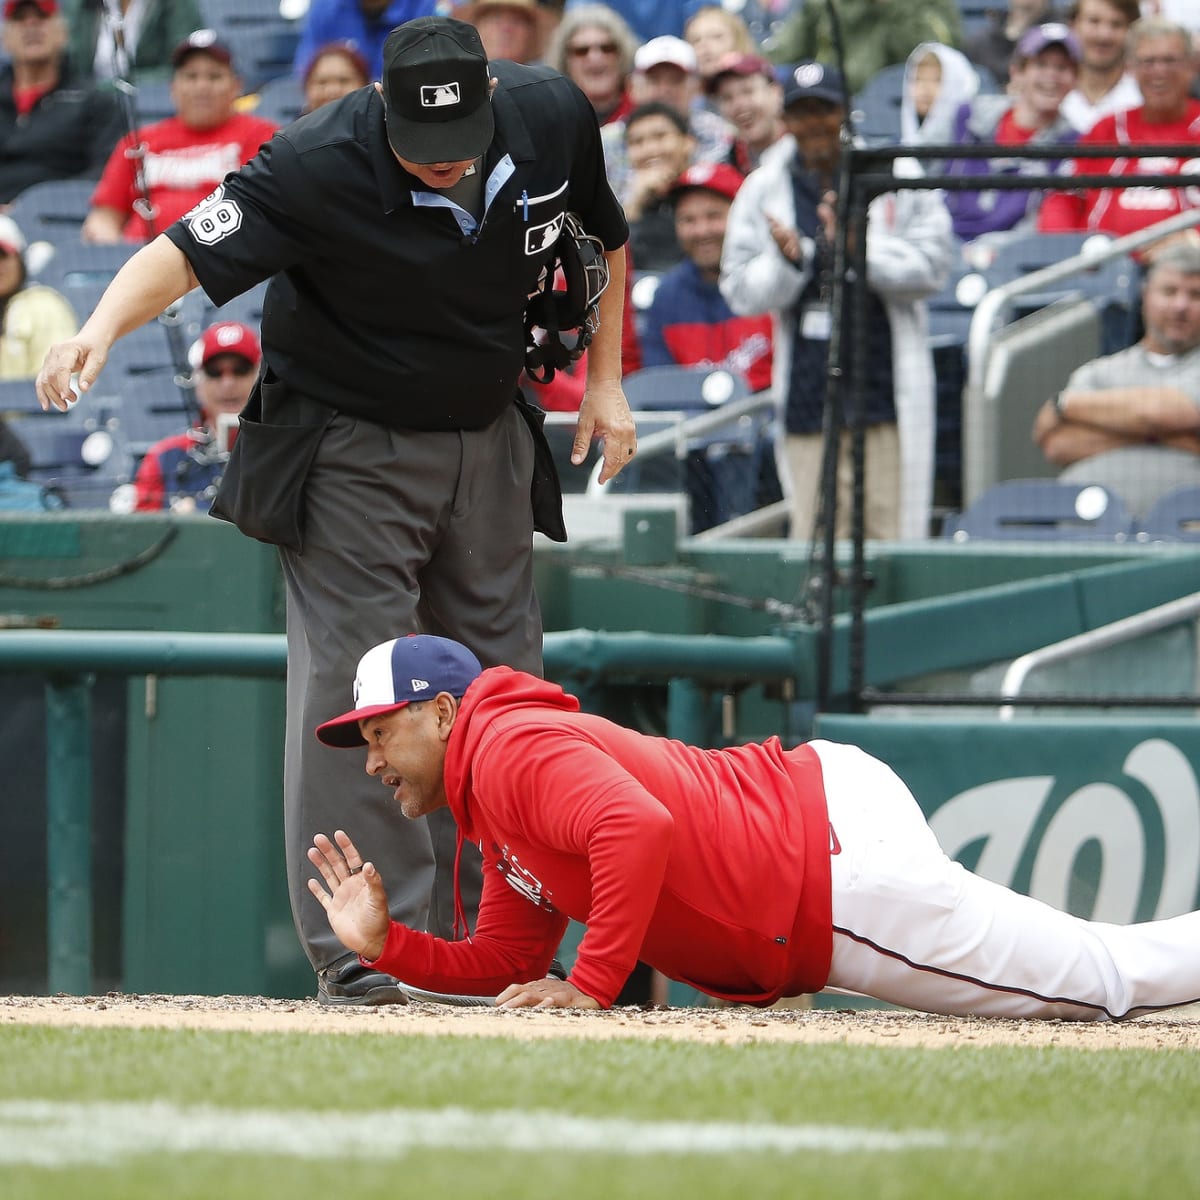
[452,829,472,942]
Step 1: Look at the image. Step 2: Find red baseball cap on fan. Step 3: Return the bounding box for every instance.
[3,0,58,17]
[669,162,745,205]
[188,321,261,371]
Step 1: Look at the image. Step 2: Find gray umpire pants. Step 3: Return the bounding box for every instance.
[279,404,543,973]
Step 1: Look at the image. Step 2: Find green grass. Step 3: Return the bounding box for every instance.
[2,1025,1198,1199]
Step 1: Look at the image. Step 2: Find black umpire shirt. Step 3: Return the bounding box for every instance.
[164,61,629,432]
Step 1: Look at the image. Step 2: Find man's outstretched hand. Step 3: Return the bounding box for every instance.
[307,830,390,962]
[496,978,602,1009]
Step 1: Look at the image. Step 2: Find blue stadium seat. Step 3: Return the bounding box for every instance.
[976,231,1140,354]
[850,63,908,145]
[126,80,177,123]
[1137,485,1200,542]
[200,0,295,27]
[617,364,776,531]
[5,405,135,509]
[6,179,94,249]
[104,320,186,378]
[0,378,42,418]
[35,242,137,314]
[943,478,1134,541]
[88,367,196,458]
[253,73,305,126]
[224,22,301,91]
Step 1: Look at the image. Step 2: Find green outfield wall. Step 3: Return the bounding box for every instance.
[3,513,1200,997]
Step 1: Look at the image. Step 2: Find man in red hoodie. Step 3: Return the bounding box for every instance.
[309,634,1200,1020]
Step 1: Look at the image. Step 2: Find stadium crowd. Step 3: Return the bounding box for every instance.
[3,0,1200,538]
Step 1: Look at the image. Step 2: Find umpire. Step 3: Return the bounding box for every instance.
[36,16,634,1006]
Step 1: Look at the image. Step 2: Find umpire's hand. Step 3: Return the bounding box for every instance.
[307,830,391,962]
[36,335,111,413]
[573,377,637,485]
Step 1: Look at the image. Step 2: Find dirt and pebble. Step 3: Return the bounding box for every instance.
[3,992,1200,1050]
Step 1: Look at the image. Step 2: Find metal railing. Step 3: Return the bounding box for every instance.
[998,592,1200,720]
[584,391,788,538]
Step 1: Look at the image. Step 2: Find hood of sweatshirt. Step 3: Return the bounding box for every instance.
[900,42,982,146]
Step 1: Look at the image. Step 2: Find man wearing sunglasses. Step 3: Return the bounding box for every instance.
[130,320,260,512]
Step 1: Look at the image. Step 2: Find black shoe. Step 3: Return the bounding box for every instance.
[547,958,567,980]
[317,956,408,1007]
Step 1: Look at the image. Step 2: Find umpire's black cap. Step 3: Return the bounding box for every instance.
[381,17,494,165]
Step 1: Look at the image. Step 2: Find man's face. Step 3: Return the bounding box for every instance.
[304,50,366,112]
[563,24,624,105]
[714,73,781,146]
[359,0,391,15]
[625,112,693,176]
[474,7,537,63]
[1072,0,1131,73]
[0,245,23,301]
[195,352,257,423]
[171,53,241,130]
[684,10,739,78]
[782,98,844,174]
[910,57,942,120]
[361,702,451,821]
[1142,265,1200,355]
[1130,32,1195,117]
[1,3,66,68]
[1009,46,1077,122]
[634,62,693,116]
[393,153,479,189]
[674,188,730,275]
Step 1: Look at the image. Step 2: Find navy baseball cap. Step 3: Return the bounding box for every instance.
[381,17,494,165]
[782,61,846,109]
[316,634,483,747]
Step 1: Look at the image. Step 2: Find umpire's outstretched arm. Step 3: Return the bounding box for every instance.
[36,235,200,413]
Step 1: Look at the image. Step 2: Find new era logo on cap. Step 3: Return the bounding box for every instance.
[317,634,483,747]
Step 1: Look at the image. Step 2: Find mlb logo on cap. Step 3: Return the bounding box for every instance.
[316,634,483,747]
[421,82,461,107]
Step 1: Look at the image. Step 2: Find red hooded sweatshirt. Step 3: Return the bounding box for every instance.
[366,667,833,1008]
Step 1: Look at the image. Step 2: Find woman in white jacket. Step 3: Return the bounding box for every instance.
[719,62,954,541]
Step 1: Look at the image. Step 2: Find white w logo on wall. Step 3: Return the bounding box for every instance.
[930,739,1200,923]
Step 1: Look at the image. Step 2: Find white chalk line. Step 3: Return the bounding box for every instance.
[0,1100,956,1167]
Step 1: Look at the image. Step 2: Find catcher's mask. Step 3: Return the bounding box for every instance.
[524,212,610,385]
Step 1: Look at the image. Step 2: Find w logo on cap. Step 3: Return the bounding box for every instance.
[420,82,460,108]
[411,678,431,691]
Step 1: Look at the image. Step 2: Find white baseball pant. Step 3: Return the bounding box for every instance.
[812,740,1200,1021]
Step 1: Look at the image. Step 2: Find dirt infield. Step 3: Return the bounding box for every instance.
[4,993,1200,1050]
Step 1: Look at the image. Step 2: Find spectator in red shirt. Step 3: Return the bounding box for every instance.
[945,23,1081,244]
[130,320,261,513]
[82,29,278,244]
[641,162,772,392]
[640,161,775,530]
[1038,16,1200,240]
